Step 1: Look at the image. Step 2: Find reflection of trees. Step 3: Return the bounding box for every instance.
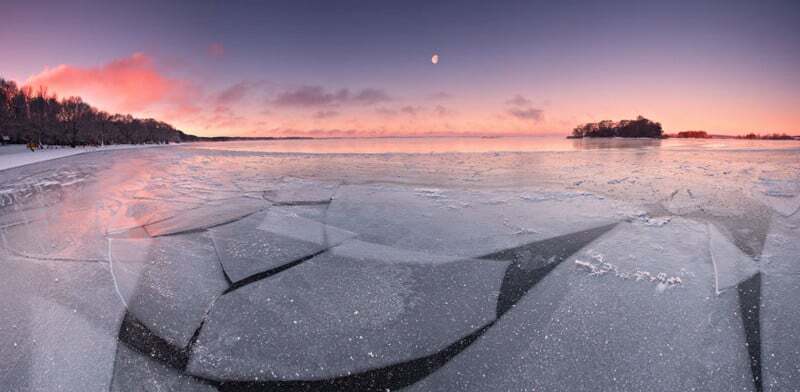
[572,116,663,139]
[571,137,662,150]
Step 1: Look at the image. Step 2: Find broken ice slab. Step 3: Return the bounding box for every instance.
[666,190,772,259]
[186,241,508,381]
[753,176,800,217]
[256,207,356,245]
[480,223,618,317]
[409,218,756,392]
[211,208,356,283]
[0,257,125,390]
[761,274,800,391]
[325,184,623,258]
[28,297,119,391]
[111,344,218,392]
[756,194,800,218]
[707,223,759,294]
[106,199,204,234]
[760,215,800,391]
[109,234,229,348]
[760,215,800,276]
[1,208,109,262]
[143,197,268,237]
[0,205,55,230]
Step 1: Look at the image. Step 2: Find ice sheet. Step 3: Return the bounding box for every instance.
[408,219,756,392]
[143,197,268,237]
[187,247,507,380]
[210,208,355,282]
[109,234,228,348]
[0,140,798,391]
[325,184,625,258]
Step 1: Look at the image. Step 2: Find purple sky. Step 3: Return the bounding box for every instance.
[2,0,798,136]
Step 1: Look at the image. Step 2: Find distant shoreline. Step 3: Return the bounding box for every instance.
[186,136,314,142]
[567,135,800,140]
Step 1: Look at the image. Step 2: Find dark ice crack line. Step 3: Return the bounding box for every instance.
[271,200,333,206]
[147,207,268,238]
[737,272,763,392]
[479,223,618,318]
[223,248,330,294]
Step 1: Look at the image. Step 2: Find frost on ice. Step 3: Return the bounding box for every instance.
[0,141,798,391]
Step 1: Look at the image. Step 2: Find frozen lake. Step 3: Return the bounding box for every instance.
[1,137,798,391]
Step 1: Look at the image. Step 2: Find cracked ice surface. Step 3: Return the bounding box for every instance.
[210,208,356,282]
[408,219,755,392]
[186,242,508,380]
[325,184,626,258]
[0,139,798,391]
[109,234,229,347]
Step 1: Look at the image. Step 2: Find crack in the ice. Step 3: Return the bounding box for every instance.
[480,223,618,318]
[321,182,343,248]
[209,232,234,286]
[107,238,129,308]
[117,312,192,370]
[737,272,763,392]
[1,244,107,264]
[271,200,332,206]
[213,322,496,392]
[147,208,267,238]
[223,248,330,294]
[112,222,616,391]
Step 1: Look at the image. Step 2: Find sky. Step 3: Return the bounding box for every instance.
[1,0,799,137]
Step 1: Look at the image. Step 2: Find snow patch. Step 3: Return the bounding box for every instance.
[630,211,672,227]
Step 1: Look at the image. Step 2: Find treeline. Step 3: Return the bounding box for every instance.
[738,133,795,140]
[666,131,796,140]
[0,78,196,146]
[672,131,710,138]
[571,116,663,138]
[198,136,313,142]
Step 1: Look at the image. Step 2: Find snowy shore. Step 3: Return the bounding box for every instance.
[0,144,172,172]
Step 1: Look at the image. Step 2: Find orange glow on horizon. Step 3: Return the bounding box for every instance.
[15,52,799,138]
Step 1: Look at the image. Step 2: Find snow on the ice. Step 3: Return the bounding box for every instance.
[186,246,507,380]
[0,139,798,391]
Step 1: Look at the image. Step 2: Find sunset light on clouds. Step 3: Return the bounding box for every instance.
[3,3,800,390]
[2,0,799,137]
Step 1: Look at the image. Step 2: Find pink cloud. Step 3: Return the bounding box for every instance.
[215,81,260,104]
[25,52,191,114]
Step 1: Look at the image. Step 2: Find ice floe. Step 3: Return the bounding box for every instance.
[186,244,507,380]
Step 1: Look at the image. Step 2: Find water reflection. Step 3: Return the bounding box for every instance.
[570,137,662,150]
[188,136,800,154]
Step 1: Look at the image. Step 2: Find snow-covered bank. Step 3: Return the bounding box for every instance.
[0,144,172,172]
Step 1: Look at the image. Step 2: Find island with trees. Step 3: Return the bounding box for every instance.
[570,117,798,140]
[569,116,663,139]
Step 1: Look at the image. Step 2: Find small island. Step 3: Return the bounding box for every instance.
[569,116,663,139]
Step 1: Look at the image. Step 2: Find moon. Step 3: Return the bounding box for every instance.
[431,53,439,65]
